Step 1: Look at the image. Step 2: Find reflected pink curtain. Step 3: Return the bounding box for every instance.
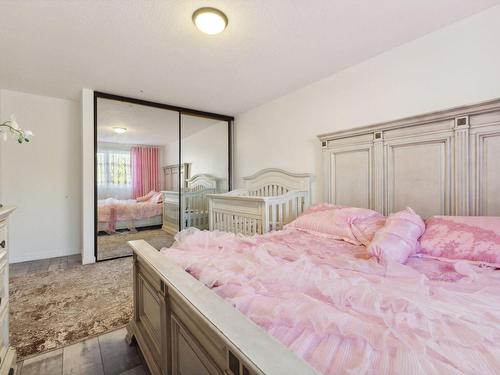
[131,146,160,198]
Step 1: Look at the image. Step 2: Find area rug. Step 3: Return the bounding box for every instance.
[98,228,175,260]
[9,257,133,359]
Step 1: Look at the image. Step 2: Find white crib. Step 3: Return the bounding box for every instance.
[208,168,313,235]
[162,174,220,235]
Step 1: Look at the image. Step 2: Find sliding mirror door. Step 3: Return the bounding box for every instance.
[180,114,230,231]
[95,97,178,261]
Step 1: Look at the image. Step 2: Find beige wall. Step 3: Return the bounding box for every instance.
[0,89,82,262]
[234,5,500,202]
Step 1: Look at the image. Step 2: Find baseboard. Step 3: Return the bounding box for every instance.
[82,254,96,265]
[10,248,82,264]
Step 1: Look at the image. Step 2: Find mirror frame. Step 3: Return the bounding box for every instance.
[93,91,234,261]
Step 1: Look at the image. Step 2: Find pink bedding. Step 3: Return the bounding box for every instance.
[161,228,500,375]
[98,198,162,232]
[368,207,425,264]
[420,216,500,266]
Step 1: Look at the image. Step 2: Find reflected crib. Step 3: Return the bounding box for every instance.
[162,174,220,235]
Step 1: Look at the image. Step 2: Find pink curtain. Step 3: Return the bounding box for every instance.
[131,146,160,198]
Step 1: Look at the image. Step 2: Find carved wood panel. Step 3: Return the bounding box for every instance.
[323,143,374,210]
[138,274,162,350]
[471,125,500,216]
[384,133,453,218]
[171,315,223,375]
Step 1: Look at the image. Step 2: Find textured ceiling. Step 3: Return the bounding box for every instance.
[1,0,499,115]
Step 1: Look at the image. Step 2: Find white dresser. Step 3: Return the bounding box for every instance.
[0,207,16,375]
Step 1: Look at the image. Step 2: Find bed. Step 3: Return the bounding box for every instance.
[126,99,500,375]
[128,218,500,375]
[161,174,220,235]
[208,168,312,235]
[97,197,162,232]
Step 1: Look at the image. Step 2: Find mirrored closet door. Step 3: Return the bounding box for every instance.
[94,93,232,261]
[95,96,179,261]
[180,114,230,231]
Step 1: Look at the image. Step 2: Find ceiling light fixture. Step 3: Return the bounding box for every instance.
[112,127,127,134]
[192,7,228,35]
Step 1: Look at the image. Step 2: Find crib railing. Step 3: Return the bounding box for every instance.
[248,184,290,197]
[162,187,216,233]
[181,188,216,229]
[208,190,308,235]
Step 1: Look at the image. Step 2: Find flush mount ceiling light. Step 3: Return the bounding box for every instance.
[112,127,127,134]
[192,7,228,35]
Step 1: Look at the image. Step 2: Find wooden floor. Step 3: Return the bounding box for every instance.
[16,328,149,375]
[10,254,84,276]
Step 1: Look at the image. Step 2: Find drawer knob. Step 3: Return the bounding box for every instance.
[0,240,4,249]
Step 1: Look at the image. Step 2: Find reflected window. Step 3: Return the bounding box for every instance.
[97,147,132,199]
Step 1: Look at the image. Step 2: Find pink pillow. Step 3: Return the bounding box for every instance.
[351,216,386,246]
[286,205,384,245]
[148,192,163,204]
[368,207,425,264]
[420,216,500,266]
[136,190,157,202]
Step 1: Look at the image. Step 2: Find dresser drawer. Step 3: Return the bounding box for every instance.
[0,303,9,365]
[0,220,6,257]
[0,261,6,314]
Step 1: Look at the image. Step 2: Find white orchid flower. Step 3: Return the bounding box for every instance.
[0,114,32,144]
[9,114,19,129]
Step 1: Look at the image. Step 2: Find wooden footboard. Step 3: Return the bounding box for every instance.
[126,240,318,375]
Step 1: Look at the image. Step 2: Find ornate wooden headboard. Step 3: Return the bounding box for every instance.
[318,98,500,218]
[163,163,191,191]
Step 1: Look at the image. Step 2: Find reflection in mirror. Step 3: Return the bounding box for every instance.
[96,98,178,261]
[180,114,229,231]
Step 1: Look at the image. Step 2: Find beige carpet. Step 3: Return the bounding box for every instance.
[97,228,175,260]
[9,257,133,359]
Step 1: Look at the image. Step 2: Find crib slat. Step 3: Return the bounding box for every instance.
[284,200,290,225]
[278,203,284,229]
[291,197,297,218]
[271,204,277,231]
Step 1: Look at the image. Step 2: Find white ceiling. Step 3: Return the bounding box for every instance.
[97,98,222,145]
[1,0,499,115]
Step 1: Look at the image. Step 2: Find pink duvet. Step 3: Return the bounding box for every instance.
[161,228,500,375]
[98,198,162,231]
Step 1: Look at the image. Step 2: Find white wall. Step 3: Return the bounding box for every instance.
[234,5,500,202]
[0,89,82,263]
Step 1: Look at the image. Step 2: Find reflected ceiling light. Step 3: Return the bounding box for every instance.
[192,7,228,35]
[112,127,127,134]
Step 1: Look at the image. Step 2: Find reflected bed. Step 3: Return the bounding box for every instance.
[97,198,162,233]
